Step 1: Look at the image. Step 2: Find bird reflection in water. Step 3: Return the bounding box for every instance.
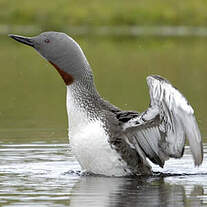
[68,175,203,207]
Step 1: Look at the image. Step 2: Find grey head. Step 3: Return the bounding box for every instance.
[9,32,92,85]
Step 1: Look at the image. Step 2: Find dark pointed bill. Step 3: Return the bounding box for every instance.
[8,34,34,47]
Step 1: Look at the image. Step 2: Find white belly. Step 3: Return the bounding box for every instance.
[66,86,131,176]
[69,119,131,176]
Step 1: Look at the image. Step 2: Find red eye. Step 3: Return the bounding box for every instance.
[44,39,50,43]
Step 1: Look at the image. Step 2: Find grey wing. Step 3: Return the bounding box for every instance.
[122,75,203,167]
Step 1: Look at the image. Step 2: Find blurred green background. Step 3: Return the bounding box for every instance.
[1,0,207,28]
[0,0,207,142]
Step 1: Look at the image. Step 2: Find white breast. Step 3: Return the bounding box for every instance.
[66,87,131,176]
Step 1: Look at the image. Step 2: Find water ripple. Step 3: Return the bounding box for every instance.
[1,142,207,206]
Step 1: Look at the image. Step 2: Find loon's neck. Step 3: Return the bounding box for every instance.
[67,73,102,106]
[66,76,103,133]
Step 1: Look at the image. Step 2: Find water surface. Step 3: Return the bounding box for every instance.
[1,137,207,207]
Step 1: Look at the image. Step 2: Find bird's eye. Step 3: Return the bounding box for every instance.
[44,39,50,43]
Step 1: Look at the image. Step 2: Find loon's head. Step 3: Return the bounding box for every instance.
[9,31,91,85]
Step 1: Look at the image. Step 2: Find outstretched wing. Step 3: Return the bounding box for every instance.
[122,75,203,167]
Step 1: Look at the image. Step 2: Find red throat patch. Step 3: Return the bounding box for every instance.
[49,61,74,85]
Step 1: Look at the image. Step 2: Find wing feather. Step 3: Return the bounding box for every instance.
[122,75,203,167]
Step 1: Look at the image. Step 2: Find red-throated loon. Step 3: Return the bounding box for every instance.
[9,32,203,176]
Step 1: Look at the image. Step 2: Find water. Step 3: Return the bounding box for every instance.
[1,137,207,207]
[1,35,207,206]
